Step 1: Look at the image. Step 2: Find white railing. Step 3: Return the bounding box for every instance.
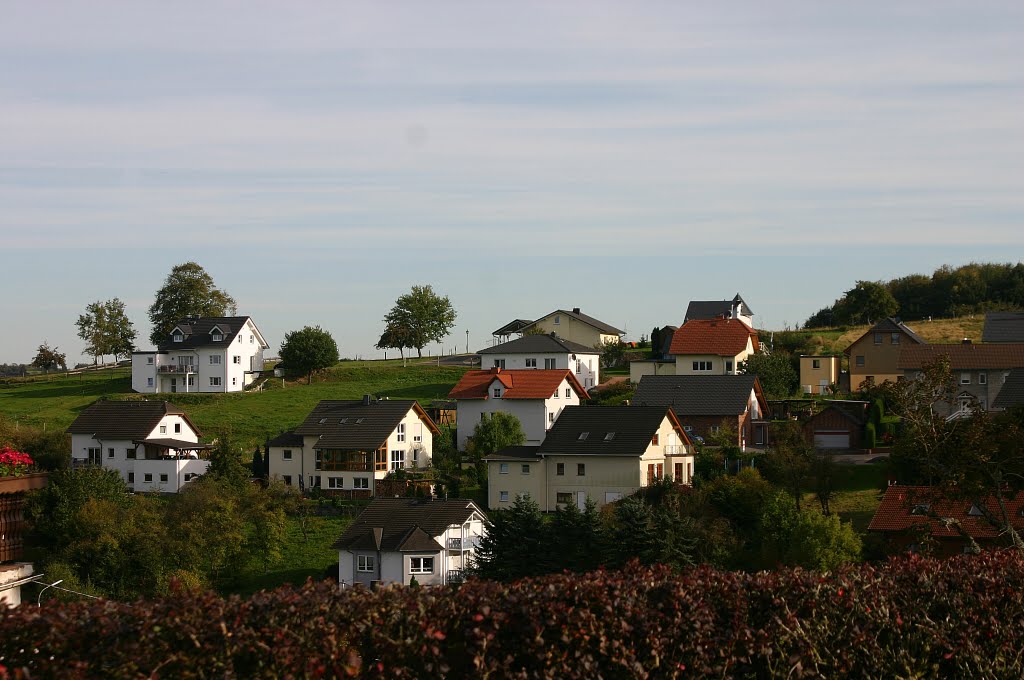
[664,445,687,455]
[158,364,197,374]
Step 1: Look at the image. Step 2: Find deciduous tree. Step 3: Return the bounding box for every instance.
[31,341,67,373]
[76,298,137,364]
[739,350,797,400]
[278,325,339,384]
[148,262,237,345]
[382,285,456,358]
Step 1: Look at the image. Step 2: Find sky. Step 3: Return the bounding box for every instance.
[2,1,1023,365]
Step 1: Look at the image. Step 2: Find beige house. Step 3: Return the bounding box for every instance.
[845,318,926,389]
[897,343,1024,416]
[800,355,841,394]
[520,308,623,349]
[669,317,759,376]
[484,406,693,512]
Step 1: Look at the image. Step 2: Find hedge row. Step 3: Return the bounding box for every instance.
[2,551,1024,678]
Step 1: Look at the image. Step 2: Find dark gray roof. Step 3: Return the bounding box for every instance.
[333,498,483,552]
[809,401,869,426]
[478,333,597,355]
[685,294,753,322]
[266,430,304,447]
[633,375,761,417]
[293,399,437,450]
[482,446,541,461]
[538,406,673,457]
[847,318,926,353]
[138,438,213,449]
[993,368,1024,409]
[157,316,260,351]
[67,400,201,439]
[983,312,1024,343]
[525,309,624,336]
[492,319,533,336]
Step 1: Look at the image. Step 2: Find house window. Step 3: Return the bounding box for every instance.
[556,463,565,476]
[250,335,254,344]
[577,463,586,476]
[521,464,530,474]
[409,557,434,574]
[357,555,375,573]
[710,425,720,433]
[493,388,502,398]
[961,373,971,385]
[855,355,865,367]
[554,315,561,325]
[128,472,135,483]
[499,463,509,474]
[187,376,194,387]
[692,361,712,371]
[544,358,556,369]
[146,356,154,365]
[493,359,505,369]
[173,333,183,342]
[107,447,115,459]
[525,358,537,368]
[174,423,181,434]
[390,450,405,470]
[147,378,154,387]
[127,448,136,459]
[812,359,821,369]
[158,473,167,483]
[232,377,237,386]
[238,335,242,343]
[283,449,293,461]
[210,377,222,386]
[160,425,167,434]
[328,477,344,489]
[604,432,615,441]
[576,360,581,373]
[553,389,559,399]
[184,473,198,482]
[144,473,153,483]
[397,424,406,442]
[548,412,555,424]
[891,333,900,345]
[874,333,883,344]
[725,360,733,373]
[353,477,369,490]
[565,388,571,398]
[233,355,241,364]
[556,492,572,505]
[210,355,221,365]
[283,475,292,486]
[499,491,509,502]
[979,373,987,385]
[212,333,223,342]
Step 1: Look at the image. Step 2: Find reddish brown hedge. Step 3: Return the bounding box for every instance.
[2,551,1023,678]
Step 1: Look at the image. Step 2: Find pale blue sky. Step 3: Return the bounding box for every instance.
[2,2,1022,364]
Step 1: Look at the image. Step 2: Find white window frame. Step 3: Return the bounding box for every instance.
[159,473,168,483]
[565,388,571,398]
[692,361,712,371]
[544,358,556,369]
[283,449,293,461]
[979,373,987,385]
[396,423,406,442]
[390,450,405,470]
[173,333,183,343]
[328,477,344,489]
[232,355,241,364]
[147,377,154,387]
[353,477,369,490]
[525,358,537,368]
[210,377,222,386]
[499,491,509,502]
[357,555,375,573]
[960,373,971,385]
[409,557,434,574]
[146,356,154,365]
[210,355,222,365]
[144,473,153,483]
[499,463,509,474]
[160,425,167,434]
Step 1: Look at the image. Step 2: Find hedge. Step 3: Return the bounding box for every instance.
[2,551,1024,678]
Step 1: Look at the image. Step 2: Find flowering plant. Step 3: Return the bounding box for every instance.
[0,446,34,477]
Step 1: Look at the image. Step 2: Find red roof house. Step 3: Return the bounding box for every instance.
[668,317,759,376]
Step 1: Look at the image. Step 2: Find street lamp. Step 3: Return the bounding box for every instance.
[38,579,63,607]
[465,330,469,354]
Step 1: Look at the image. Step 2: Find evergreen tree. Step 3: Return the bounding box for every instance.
[473,494,548,581]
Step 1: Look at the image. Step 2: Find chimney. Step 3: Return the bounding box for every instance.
[362,394,373,405]
[572,307,580,315]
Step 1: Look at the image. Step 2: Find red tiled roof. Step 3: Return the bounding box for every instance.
[897,344,1024,370]
[447,369,589,401]
[668,317,758,357]
[868,485,1024,539]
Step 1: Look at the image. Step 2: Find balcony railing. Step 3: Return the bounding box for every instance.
[447,569,465,584]
[447,536,479,551]
[157,364,197,374]
[664,445,687,455]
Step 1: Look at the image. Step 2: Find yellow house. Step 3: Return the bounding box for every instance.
[521,308,623,349]
[484,406,693,512]
[799,356,842,394]
[845,318,926,389]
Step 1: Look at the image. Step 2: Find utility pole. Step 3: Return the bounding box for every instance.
[465,330,469,354]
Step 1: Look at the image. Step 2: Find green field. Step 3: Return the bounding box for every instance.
[804,461,888,533]
[0,361,470,450]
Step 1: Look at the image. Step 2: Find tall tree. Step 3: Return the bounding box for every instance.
[278,325,339,384]
[375,322,415,364]
[832,280,899,326]
[739,350,798,400]
[467,412,526,457]
[148,262,237,345]
[76,298,136,364]
[31,341,67,373]
[382,285,456,358]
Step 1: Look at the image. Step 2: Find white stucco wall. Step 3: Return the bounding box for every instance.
[481,351,600,389]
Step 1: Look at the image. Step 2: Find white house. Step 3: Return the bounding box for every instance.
[477,332,602,389]
[66,400,211,493]
[131,316,269,394]
[484,406,694,512]
[266,396,440,495]
[333,498,487,587]
[448,368,589,451]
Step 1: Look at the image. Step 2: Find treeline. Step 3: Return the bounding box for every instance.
[3,552,1023,678]
[805,261,1024,328]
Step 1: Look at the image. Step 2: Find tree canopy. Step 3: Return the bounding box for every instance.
[31,341,67,373]
[467,411,526,457]
[382,285,456,358]
[148,262,237,345]
[278,325,339,383]
[739,350,798,400]
[76,298,137,363]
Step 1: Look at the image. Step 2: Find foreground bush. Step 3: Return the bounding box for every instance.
[2,551,1023,678]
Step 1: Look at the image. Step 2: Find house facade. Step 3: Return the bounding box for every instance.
[67,400,210,493]
[633,374,770,449]
[802,402,868,450]
[266,397,440,495]
[484,406,693,512]
[520,308,623,349]
[131,316,269,394]
[684,293,754,327]
[668,317,759,376]
[448,368,588,450]
[334,498,487,587]
[845,317,925,390]
[800,355,842,394]
[477,333,601,389]
[897,343,1024,415]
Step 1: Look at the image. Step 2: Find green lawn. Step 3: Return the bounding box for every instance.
[804,461,888,533]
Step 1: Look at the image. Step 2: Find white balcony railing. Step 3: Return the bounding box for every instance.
[664,445,687,455]
[157,364,197,374]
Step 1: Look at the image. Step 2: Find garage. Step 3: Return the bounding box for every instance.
[814,430,851,449]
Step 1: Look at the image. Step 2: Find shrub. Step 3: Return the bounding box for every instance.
[2,553,1024,678]
[864,421,877,449]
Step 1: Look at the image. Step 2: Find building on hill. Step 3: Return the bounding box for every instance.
[66,400,211,493]
[799,355,842,395]
[491,319,533,344]
[448,368,589,450]
[518,307,624,348]
[668,316,759,377]
[266,397,440,495]
[483,405,694,512]
[333,497,486,587]
[897,342,1024,416]
[477,332,601,388]
[131,316,269,394]
[633,374,769,449]
[844,317,926,390]
[684,293,754,327]
[982,312,1024,343]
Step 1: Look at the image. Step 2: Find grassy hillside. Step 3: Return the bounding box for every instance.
[0,360,469,450]
[765,316,985,357]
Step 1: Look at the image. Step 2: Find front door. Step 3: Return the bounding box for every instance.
[170,378,177,393]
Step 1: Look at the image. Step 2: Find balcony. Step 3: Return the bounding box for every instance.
[447,536,479,551]
[157,364,197,374]
[447,569,465,584]
[664,445,687,455]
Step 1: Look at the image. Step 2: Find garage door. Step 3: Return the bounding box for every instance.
[814,431,850,449]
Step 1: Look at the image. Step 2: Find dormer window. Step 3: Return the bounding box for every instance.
[210,326,223,342]
[967,504,984,517]
[910,504,931,516]
[172,331,184,342]
[493,388,502,398]
[578,432,589,441]
[604,432,615,441]
[339,418,349,424]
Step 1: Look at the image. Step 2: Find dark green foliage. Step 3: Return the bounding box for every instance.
[76,298,137,363]
[382,284,457,358]
[548,497,603,573]
[31,341,67,372]
[864,421,877,449]
[803,305,837,329]
[28,467,133,550]
[758,421,815,510]
[473,494,549,581]
[585,379,634,406]
[278,325,340,384]
[608,496,659,567]
[467,411,525,458]
[832,280,899,325]
[148,261,237,345]
[206,436,253,492]
[251,447,265,479]
[6,553,1024,678]
[739,350,798,400]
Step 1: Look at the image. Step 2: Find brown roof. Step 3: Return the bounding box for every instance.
[668,317,759,357]
[897,344,1024,370]
[66,400,201,440]
[868,485,1024,540]
[447,369,589,401]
